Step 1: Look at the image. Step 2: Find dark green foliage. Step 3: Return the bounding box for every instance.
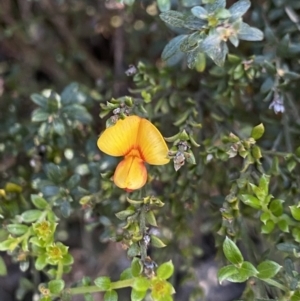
[1,0,300,300]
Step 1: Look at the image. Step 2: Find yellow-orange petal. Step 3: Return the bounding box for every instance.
[137,118,170,165]
[113,156,147,190]
[97,116,141,157]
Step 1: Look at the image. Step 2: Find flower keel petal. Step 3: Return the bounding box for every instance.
[114,156,147,191]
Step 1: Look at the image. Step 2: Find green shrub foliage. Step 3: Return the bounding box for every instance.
[1,0,300,300]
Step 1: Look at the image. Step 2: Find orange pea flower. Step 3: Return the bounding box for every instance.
[97,115,169,191]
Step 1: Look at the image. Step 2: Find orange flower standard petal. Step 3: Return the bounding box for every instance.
[97,115,169,191]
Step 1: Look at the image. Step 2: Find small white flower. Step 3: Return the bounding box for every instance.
[269,93,285,114]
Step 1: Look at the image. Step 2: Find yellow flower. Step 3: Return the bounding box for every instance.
[97,115,169,191]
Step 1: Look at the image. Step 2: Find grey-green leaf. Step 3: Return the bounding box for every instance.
[205,0,226,13]
[31,94,48,108]
[162,35,187,61]
[157,0,171,12]
[160,11,185,28]
[201,34,228,66]
[7,224,29,236]
[191,6,208,19]
[183,15,206,30]
[238,22,264,41]
[21,210,43,223]
[31,109,49,122]
[229,0,251,21]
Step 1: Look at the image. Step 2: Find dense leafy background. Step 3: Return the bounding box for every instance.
[1,0,300,301]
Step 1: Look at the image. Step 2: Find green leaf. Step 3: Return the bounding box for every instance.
[263,60,276,74]
[278,218,289,233]
[157,261,174,280]
[261,220,275,234]
[251,123,265,140]
[62,104,92,124]
[157,0,171,12]
[131,289,147,301]
[238,22,264,41]
[35,254,47,271]
[239,194,261,209]
[290,205,300,221]
[161,35,187,61]
[61,253,74,265]
[48,279,65,294]
[201,34,228,67]
[159,11,185,28]
[291,291,300,301]
[94,277,111,290]
[195,51,206,72]
[7,224,29,236]
[260,77,274,94]
[31,195,48,209]
[31,109,49,122]
[226,261,257,283]
[229,0,250,21]
[284,258,295,277]
[218,265,239,284]
[187,48,201,69]
[151,235,167,248]
[40,297,51,301]
[131,257,143,277]
[257,260,281,279]
[146,211,157,227]
[31,93,48,108]
[191,6,208,19]
[127,243,140,257]
[60,201,71,218]
[287,160,297,172]
[21,210,43,223]
[53,119,66,136]
[250,184,265,202]
[61,82,87,105]
[123,0,135,5]
[180,32,202,53]
[223,237,244,265]
[0,237,19,251]
[120,268,133,280]
[115,209,135,220]
[0,256,7,276]
[104,290,118,301]
[283,71,300,80]
[83,293,93,301]
[45,163,65,183]
[133,277,151,292]
[292,228,300,243]
[5,182,22,193]
[67,174,81,190]
[260,212,270,225]
[239,261,258,277]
